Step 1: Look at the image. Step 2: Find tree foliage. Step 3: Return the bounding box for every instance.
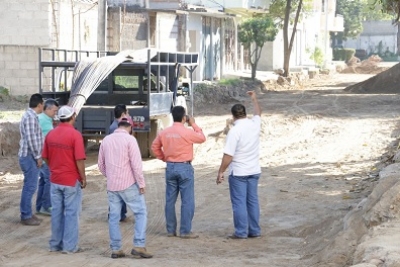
[268,0,313,27]
[337,0,364,40]
[362,0,392,20]
[368,0,400,22]
[238,16,278,79]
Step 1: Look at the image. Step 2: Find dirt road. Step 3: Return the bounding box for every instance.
[1,73,400,266]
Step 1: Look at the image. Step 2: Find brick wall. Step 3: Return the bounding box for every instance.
[0,46,40,95]
[0,0,51,46]
[0,0,98,95]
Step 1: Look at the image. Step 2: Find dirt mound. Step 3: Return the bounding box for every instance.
[344,62,400,94]
[340,55,389,75]
[0,122,19,157]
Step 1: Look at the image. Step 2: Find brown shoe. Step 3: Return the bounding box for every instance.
[21,217,40,226]
[131,247,153,259]
[180,232,199,239]
[111,250,125,259]
[32,214,43,222]
[167,232,177,237]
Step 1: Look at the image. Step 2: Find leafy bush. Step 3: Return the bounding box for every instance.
[218,78,241,86]
[333,48,344,61]
[0,86,9,96]
[309,47,324,67]
[343,48,355,62]
[332,48,355,62]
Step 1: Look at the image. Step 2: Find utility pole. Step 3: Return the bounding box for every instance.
[97,0,107,52]
[324,0,329,68]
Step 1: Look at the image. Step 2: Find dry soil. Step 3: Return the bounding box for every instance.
[1,73,400,267]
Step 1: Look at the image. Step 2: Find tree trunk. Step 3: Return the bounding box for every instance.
[397,23,400,56]
[283,0,292,77]
[282,0,303,77]
[251,64,257,79]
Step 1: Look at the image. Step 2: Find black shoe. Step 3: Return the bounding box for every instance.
[227,234,247,239]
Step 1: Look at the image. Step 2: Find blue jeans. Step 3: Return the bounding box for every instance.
[108,201,127,221]
[19,155,40,220]
[165,162,195,235]
[108,183,147,250]
[49,181,82,253]
[36,163,51,211]
[229,173,261,238]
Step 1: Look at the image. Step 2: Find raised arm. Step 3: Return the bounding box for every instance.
[247,91,261,116]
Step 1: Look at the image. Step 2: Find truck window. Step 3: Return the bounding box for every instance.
[95,77,109,92]
[112,69,143,94]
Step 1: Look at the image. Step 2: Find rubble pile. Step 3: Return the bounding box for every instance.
[340,55,388,75]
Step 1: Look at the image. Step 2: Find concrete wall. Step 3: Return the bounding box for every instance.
[0,46,39,95]
[0,0,51,46]
[0,0,98,95]
[108,0,145,7]
[149,0,180,9]
[187,14,202,80]
[107,8,148,51]
[344,21,398,54]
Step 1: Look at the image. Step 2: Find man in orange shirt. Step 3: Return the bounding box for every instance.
[151,106,206,238]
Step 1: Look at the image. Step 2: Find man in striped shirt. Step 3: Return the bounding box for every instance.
[98,118,153,259]
[18,93,44,226]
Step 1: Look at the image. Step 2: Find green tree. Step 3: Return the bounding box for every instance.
[238,16,278,80]
[268,0,312,77]
[337,0,364,40]
[369,0,400,22]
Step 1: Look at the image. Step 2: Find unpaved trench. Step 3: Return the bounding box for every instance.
[1,74,400,266]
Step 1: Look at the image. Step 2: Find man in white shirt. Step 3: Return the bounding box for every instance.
[216,91,262,239]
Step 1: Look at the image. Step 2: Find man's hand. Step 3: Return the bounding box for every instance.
[216,172,224,185]
[139,187,145,194]
[37,158,43,168]
[80,178,87,189]
[247,90,261,116]
[247,90,257,100]
[188,116,196,127]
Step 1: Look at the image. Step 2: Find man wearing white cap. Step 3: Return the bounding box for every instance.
[42,105,87,254]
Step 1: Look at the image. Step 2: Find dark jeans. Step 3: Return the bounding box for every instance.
[36,163,52,211]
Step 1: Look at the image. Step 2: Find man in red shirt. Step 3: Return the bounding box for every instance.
[42,105,87,254]
[151,106,206,238]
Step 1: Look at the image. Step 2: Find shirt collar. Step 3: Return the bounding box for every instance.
[41,112,52,120]
[28,108,38,116]
[114,128,129,134]
[173,122,185,127]
[233,118,246,125]
[58,123,74,128]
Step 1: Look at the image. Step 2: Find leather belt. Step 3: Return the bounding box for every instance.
[167,161,191,164]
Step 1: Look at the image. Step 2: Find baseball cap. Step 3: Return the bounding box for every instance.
[118,116,134,126]
[58,105,75,119]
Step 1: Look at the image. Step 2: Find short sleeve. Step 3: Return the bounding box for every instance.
[74,131,86,160]
[223,129,239,156]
